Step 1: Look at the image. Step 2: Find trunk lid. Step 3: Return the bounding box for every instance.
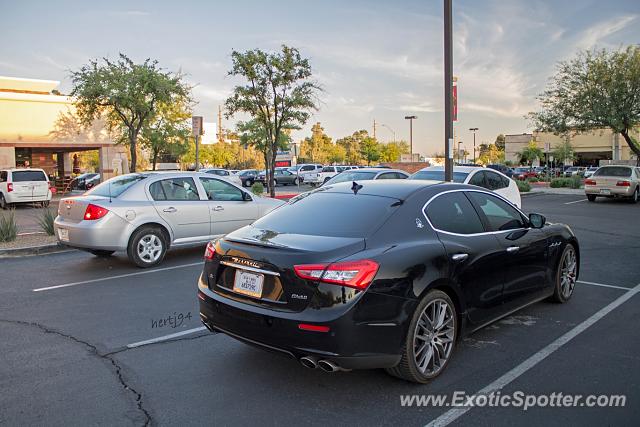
[57,196,111,223]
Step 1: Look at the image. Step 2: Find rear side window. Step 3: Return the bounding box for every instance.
[485,171,509,190]
[425,192,484,235]
[12,170,47,182]
[468,171,485,187]
[593,167,632,177]
[85,174,146,198]
[322,166,334,173]
[0,171,6,182]
[149,177,200,201]
[253,192,399,238]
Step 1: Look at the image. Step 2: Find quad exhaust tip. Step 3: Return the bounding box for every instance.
[299,356,318,369]
[318,359,341,372]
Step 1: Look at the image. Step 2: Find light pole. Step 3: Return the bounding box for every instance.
[404,115,417,160]
[444,0,453,181]
[381,124,396,142]
[457,141,462,164]
[469,127,478,164]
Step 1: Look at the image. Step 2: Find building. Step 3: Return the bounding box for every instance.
[505,129,639,166]
[0,76,128,186]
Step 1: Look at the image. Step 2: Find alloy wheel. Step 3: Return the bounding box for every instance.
[413,298,455,376]
[560,246,577,299]
[137,234,163,263]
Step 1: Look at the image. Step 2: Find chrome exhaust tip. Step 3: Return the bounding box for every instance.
[300,356,318,369]
[318,359,340,372]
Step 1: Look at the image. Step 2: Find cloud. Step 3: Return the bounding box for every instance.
[575,15,638,50]
[109,10,150,17]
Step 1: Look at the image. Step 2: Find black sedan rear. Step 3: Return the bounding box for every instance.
[198,181,579,383]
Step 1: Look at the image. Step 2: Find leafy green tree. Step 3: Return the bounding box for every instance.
[359,135,381,165]
[379,140,410,162]
[552,137,576,166]
[494,134,506,150]
[140,100,191,170]
[236,119,290,187]
[70,54,191,172]
[529,46,640,162]
[327,144,346,164]
[225,45,321,196]
[300,122,333,163]
[477,144,505,165]
[516,141,544,166]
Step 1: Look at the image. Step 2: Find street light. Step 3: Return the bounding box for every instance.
[404,115,417,160]
[469,127,478,164]
[444,0,453,181]
[381,124,396,142]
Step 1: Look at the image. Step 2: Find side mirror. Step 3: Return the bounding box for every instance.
[242,192,253,202]
[529,213,546,229]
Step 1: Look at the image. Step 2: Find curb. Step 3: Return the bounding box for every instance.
[0,243,72,258]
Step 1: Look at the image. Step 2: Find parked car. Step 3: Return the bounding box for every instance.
[409,166,521,208]
[322,168,409,186]
[84,174,101,190]
[486,164,513,178]
[198,180,579,382]
[200,168,242,187]
[583,166,599,178]
[584,165,640,203]
[70,173,100,191]
[257,168,299,186]
[564,166,585,177]
[305,165,347,186]
[512,167,538,180]
[289,164,324,183]
[238,169,259,187]
[54,172,284,267]
[0,168,52,209]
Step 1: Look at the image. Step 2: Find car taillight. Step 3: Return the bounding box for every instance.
[294,259,379,290]
[584,179,596,185]
[83,204,109,220]
[7,183,13,192]
[616,181,631,187]
[204,241,216,260]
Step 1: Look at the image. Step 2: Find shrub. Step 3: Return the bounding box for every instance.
[550,178,568,188]
[0,209,18,242]
[527,177,539,183]
[251,182,264,196]
[37,208,56,236]
[516,180,531,192]
[569,175,582,189]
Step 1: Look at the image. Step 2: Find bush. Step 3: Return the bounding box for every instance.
[0,209,18,242]
[569,175,582,189]
[527,177,539,183]
[251,182,264,196]
[550,178,569,188]
[516,180,531,193]
[37,208,56,236]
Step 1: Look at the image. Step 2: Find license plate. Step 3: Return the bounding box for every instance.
[600,189,611,195]
[233,270,264,298]
[58,228,69,242]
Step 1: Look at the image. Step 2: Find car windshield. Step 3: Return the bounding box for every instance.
[326,171,377,184]
[85,174,147,198]
[253,192,399,238]
[409,170,468,183]
[593,167,632,177]
[239,170,255,176]
[12,170,47,182]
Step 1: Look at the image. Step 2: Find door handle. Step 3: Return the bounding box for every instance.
[506,246,520,254]
[212,206,224,212]
[451,253,469,262]
[162,207,177,213]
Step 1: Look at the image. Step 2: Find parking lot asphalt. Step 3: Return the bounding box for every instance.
[0,193,637,426]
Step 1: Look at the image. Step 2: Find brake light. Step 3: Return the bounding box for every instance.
[204,241,216,260]
[7,183,13,192]
[584,179,596,186]
[83,204,109,220]
[294,259,379,290]
[616,181,631,187]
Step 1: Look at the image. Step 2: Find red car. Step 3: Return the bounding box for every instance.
[513,167,538,180]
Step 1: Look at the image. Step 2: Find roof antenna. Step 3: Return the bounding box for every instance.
[351,181,363,195]
[108,177,112,203]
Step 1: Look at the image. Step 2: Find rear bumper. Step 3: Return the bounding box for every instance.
[197,274,407,370]
[585,186,635,197]
[4,192,51,203]
[53,213,131,251]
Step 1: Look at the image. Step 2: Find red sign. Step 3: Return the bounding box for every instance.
[452,81,458,122]
[275,160,291,167]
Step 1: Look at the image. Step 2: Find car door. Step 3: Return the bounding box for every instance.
[466,191,550,311]
[199,177,259,236]
[424,191,507,326]
[148,177,211,243]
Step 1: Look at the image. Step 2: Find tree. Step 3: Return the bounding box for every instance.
[236,118,290,187]
[140,100,191,170]
[300,122,333,163]
[379,140,410,162]
[359,135,380,165]
[70,54,191,172]
[477,144,505,165]
[225,45,321,197]
[494,134,506,150]
[516,141,544,166]
[529,46,640,163]
[552,137,576,166]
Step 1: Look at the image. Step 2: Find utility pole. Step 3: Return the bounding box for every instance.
[444,0,454,181]
[373,119,377,140]
[405,115,417,160]
[217,106,224,143]
[469,127,478,163]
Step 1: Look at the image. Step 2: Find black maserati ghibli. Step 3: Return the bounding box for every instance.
[197,180,579,383]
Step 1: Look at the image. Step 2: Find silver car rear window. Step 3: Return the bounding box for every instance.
[86,175,147,198]
[593,167,631,177]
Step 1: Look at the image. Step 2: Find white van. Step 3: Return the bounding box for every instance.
[0,168,52,209]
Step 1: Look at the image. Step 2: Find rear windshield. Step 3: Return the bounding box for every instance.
[409,171,468,183]
[252,192,399,237]
[327,171,377,184]
[593,167,632,177]
[12,170,47,182]
[85,174,147,198]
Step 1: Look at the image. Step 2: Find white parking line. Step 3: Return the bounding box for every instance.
[126,326,208,349]
[425,283,640,427]
[32,262,202,292]
[564,198,588,205]
[578,280,632,291]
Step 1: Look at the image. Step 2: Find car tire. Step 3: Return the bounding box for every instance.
[629,187,639,204]
[89,250,115,257]
[0,194,7,210]
[386,289,457,383]
[247,179,254,187]
[42,200,50,208]
[127,226,167,268]
[550,243,577,303]
[274,179,278,187]
[293,178,298,185]
[586,194,596,202]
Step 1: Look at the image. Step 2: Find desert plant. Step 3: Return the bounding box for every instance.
[37,208,56,236]
[251,182,264,196]
[516,180,531,193]
[569,175,582,189]
[0,209,18,242]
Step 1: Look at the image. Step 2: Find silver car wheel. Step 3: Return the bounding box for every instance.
[413,298,455,376]
[560,246,577,299]
[137,234,163,263]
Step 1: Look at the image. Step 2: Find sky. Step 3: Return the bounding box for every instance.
[1,0,639,156]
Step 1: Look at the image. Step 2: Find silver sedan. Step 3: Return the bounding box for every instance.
[54,172,284,267]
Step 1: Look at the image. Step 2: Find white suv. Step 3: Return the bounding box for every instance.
[305,165,347,186]
[0,168,52,209]
[291,164,323,184]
